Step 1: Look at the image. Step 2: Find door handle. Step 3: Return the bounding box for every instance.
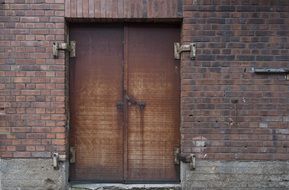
[116,100,124,110]
[125,94,146,110]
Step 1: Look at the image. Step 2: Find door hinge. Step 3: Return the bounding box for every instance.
[69,147,76,164]
[174,42,196,60]
[53,41,76,58]
[52,152,66,170]
[174,148,196,170]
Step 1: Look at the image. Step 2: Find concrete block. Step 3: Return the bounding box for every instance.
[70,184,181,190]
[0,158,67,190]
[181,160,289,190]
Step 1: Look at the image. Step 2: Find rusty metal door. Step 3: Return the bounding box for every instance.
[69,24,124,182]
[69,24,180,182]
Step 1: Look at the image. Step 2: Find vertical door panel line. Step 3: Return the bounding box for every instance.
[123,24,129,182]
[120,24,125,182]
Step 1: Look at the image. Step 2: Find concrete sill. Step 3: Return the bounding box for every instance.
[70,183,181,190]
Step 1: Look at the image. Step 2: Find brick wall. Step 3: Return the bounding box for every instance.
[0,0,182,159]
[0,0,66,158]
[1,0,289,189]
[181,0,289,161]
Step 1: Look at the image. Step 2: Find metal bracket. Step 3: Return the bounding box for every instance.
[174,148,196,170]
[69,147,76,164]
[174,42,196,60]
[125,94,146,110]
[252,67,289,80]
[52,152,59,170]
[252,68,289,73]
[53,41,76,58]
[52,152,66,170]
[189,154,196,170]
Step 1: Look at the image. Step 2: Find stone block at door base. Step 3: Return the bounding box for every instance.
[2,159,289,189]
[71,184,181,190]
[181,160,289,190]
[0,158,67,190]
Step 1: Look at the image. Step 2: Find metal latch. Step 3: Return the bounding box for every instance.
[174,42,196,60]
[174,148,196,170]
[125,94,146,110]
[69,147,76,164]
[53,41,76,58]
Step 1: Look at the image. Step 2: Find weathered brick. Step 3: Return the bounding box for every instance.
[181,0,289,164]
[237,55,255,61]
[256,55,274,61]
[13,152,31,158]
[1,0,289,189]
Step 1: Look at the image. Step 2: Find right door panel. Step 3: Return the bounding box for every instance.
[126,24,180,182]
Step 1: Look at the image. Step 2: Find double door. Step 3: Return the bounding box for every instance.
[69,23,180,182]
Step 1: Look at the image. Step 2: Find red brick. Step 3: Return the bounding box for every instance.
[35,146,45,151]
[56,133,65,139]
[51,127,65,133]
[1,0,289,164]
[47,134,56,139]
[26,146,36,151]
[52,139,65,145]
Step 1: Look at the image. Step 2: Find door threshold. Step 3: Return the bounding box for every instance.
[70,183,181,190]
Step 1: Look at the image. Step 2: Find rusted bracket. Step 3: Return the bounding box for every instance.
[174,42,196,60]
[125,94,146,110]
[52,152,67,170]
[252,68,289,73]
[252,67,289,80]
[52,153,59,170]
[174,148,196,170]
[53,41,76,58]
[69,147,76,164]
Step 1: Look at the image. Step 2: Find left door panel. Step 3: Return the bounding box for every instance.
[69,24,124,182]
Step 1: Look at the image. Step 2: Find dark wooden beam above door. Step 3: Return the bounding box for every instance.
[65,0,183,19]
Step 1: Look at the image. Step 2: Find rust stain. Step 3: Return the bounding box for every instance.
[70,23,180,182]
